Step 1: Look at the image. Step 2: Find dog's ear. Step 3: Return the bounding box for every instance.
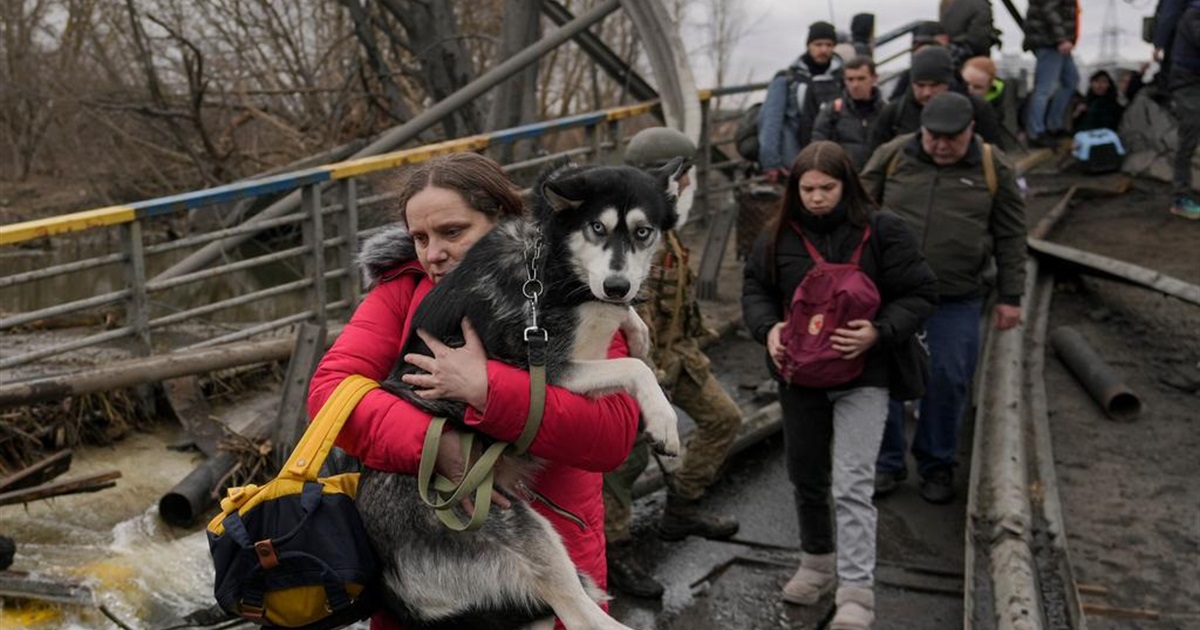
[654,157,687,202]
[541,177,585,213]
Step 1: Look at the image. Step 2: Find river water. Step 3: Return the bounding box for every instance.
[0,425,221,629]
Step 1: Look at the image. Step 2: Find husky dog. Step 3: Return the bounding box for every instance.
[356,159,685,630]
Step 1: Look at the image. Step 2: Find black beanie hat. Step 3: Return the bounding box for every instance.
[808,21,837,45]
[910,46,954,85]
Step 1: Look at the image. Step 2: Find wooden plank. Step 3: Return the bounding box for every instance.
[1028,237,1200,306]
[0,450,72,493]
[273,322,327,467]
[0,571,94,606]
[696,201,738,300]
[1082,603,1160,620]
[0,471,122,507]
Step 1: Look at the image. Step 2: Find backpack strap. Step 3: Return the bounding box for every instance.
[791,221,872,266]
[886,150,903,179]
[848,225,872,266]
[981,142,998,197]
[790,221,826,264]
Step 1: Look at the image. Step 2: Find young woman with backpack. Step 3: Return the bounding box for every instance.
[741,141,938,629]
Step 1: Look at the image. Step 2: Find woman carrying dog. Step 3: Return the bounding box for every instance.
[741,141,938,629]
[307,152,642,629]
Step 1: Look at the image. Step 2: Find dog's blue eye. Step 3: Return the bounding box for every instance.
[635,227,654,240]
[590,221,605,235]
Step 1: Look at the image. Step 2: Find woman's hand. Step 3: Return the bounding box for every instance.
[434,428,511,510]
[767,322,787,370]
[402,317,490,412]
[831,320,878,360]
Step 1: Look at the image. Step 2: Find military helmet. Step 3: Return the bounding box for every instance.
[623,127,697,169]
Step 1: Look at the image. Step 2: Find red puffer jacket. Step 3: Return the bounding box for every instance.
[306,259,641,630]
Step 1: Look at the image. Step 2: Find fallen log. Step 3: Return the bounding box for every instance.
[0,325,343,408]
[0,449,72,492]
[0,470,122,506]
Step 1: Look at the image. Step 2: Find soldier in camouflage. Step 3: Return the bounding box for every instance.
[603,127,744,599]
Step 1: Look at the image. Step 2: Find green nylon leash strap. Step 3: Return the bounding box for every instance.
[415,341,549,531]
[417,418,507,511]
[513,336,548,454]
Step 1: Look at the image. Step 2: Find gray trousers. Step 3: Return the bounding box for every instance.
[779,384,889,586]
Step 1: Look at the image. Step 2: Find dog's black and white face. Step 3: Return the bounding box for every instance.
[539,159,684,303]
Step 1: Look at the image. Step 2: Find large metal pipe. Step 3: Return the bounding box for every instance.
[152,0,622,283]
[159,452,238,527]
[1049,326,1142,422]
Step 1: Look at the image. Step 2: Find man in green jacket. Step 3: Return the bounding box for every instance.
[861,92,1026,504]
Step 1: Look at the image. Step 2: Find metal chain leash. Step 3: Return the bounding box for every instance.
[523,229,547,342]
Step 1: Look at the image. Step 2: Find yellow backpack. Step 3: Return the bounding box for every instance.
[206,375,379,629]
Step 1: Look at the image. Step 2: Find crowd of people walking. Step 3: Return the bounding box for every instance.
[304,2,1197,629]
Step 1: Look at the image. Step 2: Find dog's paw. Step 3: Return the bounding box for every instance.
[620,307,651,360]
[640,396,680,457]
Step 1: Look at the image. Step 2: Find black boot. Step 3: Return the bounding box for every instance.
[606,541,664,598]
[658,493,740,541]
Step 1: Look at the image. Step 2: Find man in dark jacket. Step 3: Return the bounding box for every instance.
[867,46,1003,155]
[940,0,998,62]
[1024,0,1081,146]
[1154,0,1200,219]
[889,21,951,101]
[862,93,1026,504]
[758,21,844,181]
[812,56,885,170]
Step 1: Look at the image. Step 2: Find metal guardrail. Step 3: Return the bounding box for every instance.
[0,10,926,379]
[0,84,764,379]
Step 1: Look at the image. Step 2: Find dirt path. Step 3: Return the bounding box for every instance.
[1034,177,1200,628]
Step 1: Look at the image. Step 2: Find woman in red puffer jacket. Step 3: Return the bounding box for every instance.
[306,153,641,630]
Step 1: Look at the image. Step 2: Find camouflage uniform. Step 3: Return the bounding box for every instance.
[603,230,742,542]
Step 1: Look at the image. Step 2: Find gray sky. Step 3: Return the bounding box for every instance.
[687,0,1159,87]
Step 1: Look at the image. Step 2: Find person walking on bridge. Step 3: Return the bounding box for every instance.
[602,127,743,599]
[812,56,886,170]
[743,141,937,629]
[1023,0,1081,147]
[866,46,1003,156]
[758,21,845,182]
[863,93,1027,504]
[1154,0,1200,219]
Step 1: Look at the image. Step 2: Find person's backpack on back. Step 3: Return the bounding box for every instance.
[779,224,881,388]
[734,101,764,163]
[736,67,805,164]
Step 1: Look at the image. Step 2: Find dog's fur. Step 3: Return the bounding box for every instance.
[355,160,685,630]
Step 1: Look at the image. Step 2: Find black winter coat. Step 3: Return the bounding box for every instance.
[1023,0,1079,51]
[741,206,939,390]
[866,89,1003,156]
[811,88,885,170]
[941,0,997,58]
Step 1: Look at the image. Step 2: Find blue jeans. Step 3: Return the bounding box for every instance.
[1026,47,1079,138]
[878,299,982,478]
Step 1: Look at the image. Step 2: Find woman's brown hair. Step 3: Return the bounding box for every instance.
[392,152,524,226]
[765,142,877,276]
